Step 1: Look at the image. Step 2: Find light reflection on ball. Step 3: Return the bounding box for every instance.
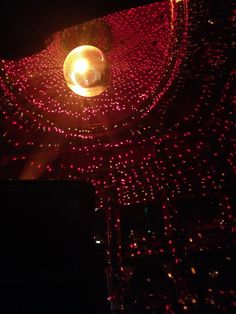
[63,45,110,97]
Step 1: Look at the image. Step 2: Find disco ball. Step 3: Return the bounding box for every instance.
[63,45,110,97]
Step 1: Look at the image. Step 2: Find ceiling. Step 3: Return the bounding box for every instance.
[0,0,234,206]
[0,0,158,59]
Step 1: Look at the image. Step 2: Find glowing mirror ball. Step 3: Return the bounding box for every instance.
[63,45,110,97]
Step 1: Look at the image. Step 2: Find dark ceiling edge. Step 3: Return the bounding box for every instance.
[0,0,160,59]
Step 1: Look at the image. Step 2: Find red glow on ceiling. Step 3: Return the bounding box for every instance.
[0,0,234,206]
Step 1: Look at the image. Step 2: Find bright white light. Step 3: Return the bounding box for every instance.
[74,58,89,74]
